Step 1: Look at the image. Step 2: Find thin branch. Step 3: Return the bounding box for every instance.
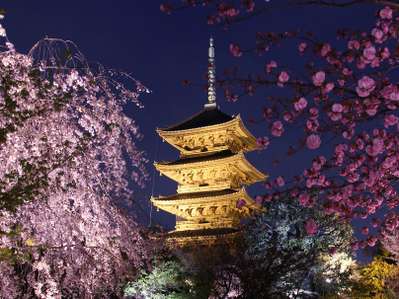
[292,0,399,9]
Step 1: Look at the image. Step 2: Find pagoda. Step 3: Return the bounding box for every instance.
[151,38,267,246]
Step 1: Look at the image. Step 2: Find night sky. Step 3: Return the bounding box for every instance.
[2,1,381,257]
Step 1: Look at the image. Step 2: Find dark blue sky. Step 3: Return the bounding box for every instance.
[2,1,379,246]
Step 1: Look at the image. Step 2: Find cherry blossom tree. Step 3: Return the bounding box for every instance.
[380,212,399,262]
[0,16,152,298]
[161,1,399,250]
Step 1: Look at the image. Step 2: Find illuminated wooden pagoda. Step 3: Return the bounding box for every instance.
[151,38,267,246]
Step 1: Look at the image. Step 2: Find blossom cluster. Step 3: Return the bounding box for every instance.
[161,2,399,249]
[0,37,151,297]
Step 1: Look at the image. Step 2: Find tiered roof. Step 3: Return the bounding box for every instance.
[160,108,233,131]
[156,110,259,156]
[151,38,267,246]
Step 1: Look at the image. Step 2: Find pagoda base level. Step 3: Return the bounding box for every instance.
[165,227,240,247]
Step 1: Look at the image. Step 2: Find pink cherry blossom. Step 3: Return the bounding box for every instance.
[298,193,310,206]
[256,136,270,149]
[363,45,376,61]
[347,40,360,50]
[294,97,307,111]
[306,134,321,150]
[332,103,344,113]
[312,156,326,171]
[298,42,307,53]
[384,114,398,128]
[278,71,289,85]
[380,6,393,19]
[306,119,319,132]
[309,107,319,118]
[229,43,242,57]
[283,111,293,122]
[361,227,369,235]
[255,195,263,205]
[275,176,285,187]
[323,82,335,93]
[370,57,380,68]
[357,58,366,69]
[366,138,385,156]
[243,0,255,12]
[381,47,390,59]
[320,43,331,57]
[356,76,376,97]
[372,218,381,228]
[304,218,318,236]
[220,5,240,17]
[381,21,390,33]
[329,103,344,121]
[298,193,314,207]
[342,68,352,76]
[312,71,325,87]
[160,3,173,14]
[381,84,399,101]
[265,60,277,73]
[271,120,284,137]
[372,28,384,43]
[367,236,378,247]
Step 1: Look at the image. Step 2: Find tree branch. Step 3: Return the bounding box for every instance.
[292,0,399,9]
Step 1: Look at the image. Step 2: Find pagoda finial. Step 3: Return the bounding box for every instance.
[205,37,217,109]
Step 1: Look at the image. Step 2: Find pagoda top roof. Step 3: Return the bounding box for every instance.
[158,150,234,166]
[159,107,233,132]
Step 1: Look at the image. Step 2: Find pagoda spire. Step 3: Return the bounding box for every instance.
[151,38,267,247]
[205,37,217,109]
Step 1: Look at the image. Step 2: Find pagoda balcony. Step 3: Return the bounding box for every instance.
[175,217,240,231]
[150,188,262,222]
[154,150,267,191]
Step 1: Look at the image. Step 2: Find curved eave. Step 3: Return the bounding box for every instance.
[238,152,268,182]
[151,188,263,217]
[157,115,259,154]
[155,152,267,183]
[235,114,258,151]
[151,188,256,206]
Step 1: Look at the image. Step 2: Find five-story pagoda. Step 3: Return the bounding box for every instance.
[151,38,267,246]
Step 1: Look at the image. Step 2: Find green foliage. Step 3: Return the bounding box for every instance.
[0,225,34,264]
[361,258,394,290]
[0,247,15,262]
[350,256,398,298]
[239,195,354,298]
[124,258,195,299]
[313,252,356,296]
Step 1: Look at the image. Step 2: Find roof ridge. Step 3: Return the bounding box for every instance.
[159,108,233,132]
